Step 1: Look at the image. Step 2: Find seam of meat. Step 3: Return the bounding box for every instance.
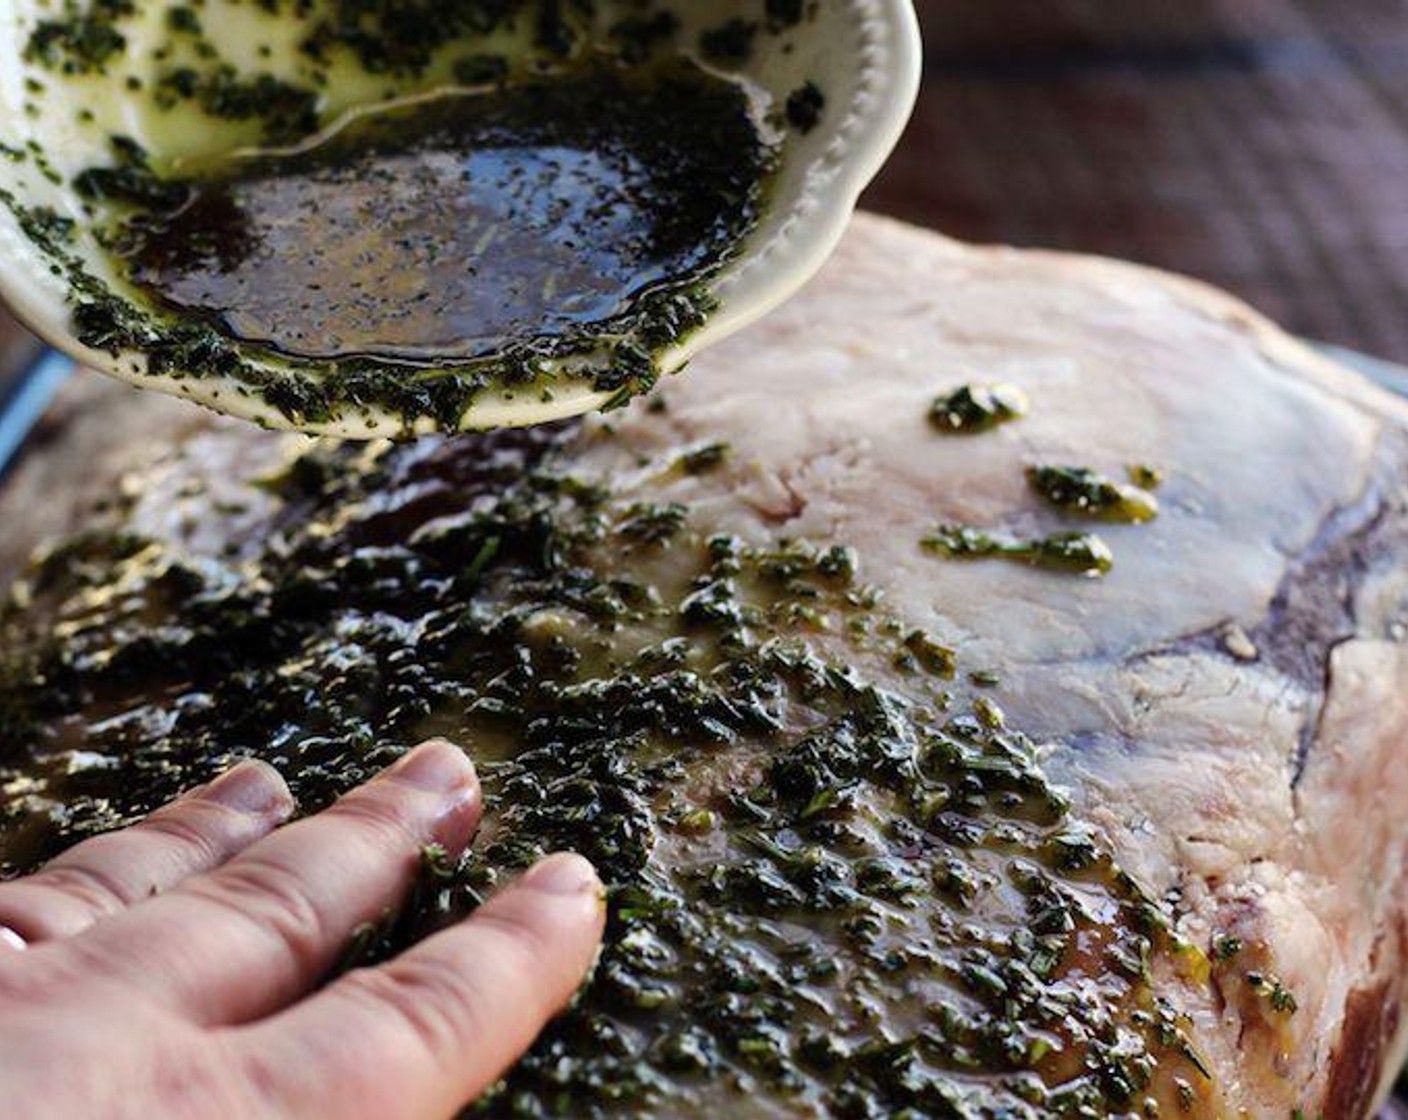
[1106,428,1408,785]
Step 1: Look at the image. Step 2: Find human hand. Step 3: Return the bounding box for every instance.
[0,740,605,1119]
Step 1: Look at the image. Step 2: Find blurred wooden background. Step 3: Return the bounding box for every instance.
[863,0,1408,362]
[6,0,1408,389]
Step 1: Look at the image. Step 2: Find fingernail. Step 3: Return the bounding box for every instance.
[0,926,27,952]
[388,739,476,796]
[203,760,293,819]
[523,852,600,896]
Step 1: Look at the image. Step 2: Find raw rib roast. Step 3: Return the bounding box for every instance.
[1,215,1405,1118]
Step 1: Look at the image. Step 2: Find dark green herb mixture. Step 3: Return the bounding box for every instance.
[8,0,831,429]
[0,428,1217,1116]
[1026,467,1159,525]
[929,384,1028,435]
[921,389,1157,578]
[923,525,1115,579]
[24,0,136,76]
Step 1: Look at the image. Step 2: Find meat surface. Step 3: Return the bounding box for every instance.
[1,214,1406,1117]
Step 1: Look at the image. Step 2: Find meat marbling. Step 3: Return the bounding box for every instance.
[1,214,1405,1117]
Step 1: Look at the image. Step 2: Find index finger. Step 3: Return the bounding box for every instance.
[54,739,482,1026]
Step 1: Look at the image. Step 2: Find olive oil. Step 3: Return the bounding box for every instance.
[113,60,771,371]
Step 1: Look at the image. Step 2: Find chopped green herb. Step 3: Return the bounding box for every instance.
[929,382,1029,434]
[464,535,502,585]
[1246,971,1298,1015]
[619,501,689,544]
[899,630,956,678]
[699,18,758,63]
[786,81,825,133]
[166,6,202,35]
[72,136,189,210]
[1211,935,1243,962]
[1129,463,1164,489]
[973,695,1005,728]
[1027,465,1160,523]
[766,0,807,31]
[25,3,131,76]
[679,442,731,475]
[923,524,1115,577]
[610,11,680,63]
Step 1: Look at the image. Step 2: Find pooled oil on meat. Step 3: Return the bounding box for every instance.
[115,62,769,364]
[0,429,1222,1118]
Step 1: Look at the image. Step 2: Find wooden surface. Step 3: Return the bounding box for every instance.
[863,0,1408,362]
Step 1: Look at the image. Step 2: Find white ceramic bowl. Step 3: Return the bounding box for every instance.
[0,1,921,436]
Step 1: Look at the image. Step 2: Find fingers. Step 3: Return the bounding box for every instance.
[63,740,481,1027]
[0,760,292,944]
[234,854,605,1120]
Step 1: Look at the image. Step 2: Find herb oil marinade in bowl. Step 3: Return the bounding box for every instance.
[0,1,920,437]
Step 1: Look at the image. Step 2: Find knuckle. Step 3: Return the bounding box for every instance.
[138,807,225,867]
[231,1039,305,1118]
[327,790,428,854]
[141,1037,269,1119]
[188,857,333,974]
[0,948,92,1004]
[234,1044,281,1110]
[32,862,136,919]
[0,883,75,941]
[344,956,486,1064]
